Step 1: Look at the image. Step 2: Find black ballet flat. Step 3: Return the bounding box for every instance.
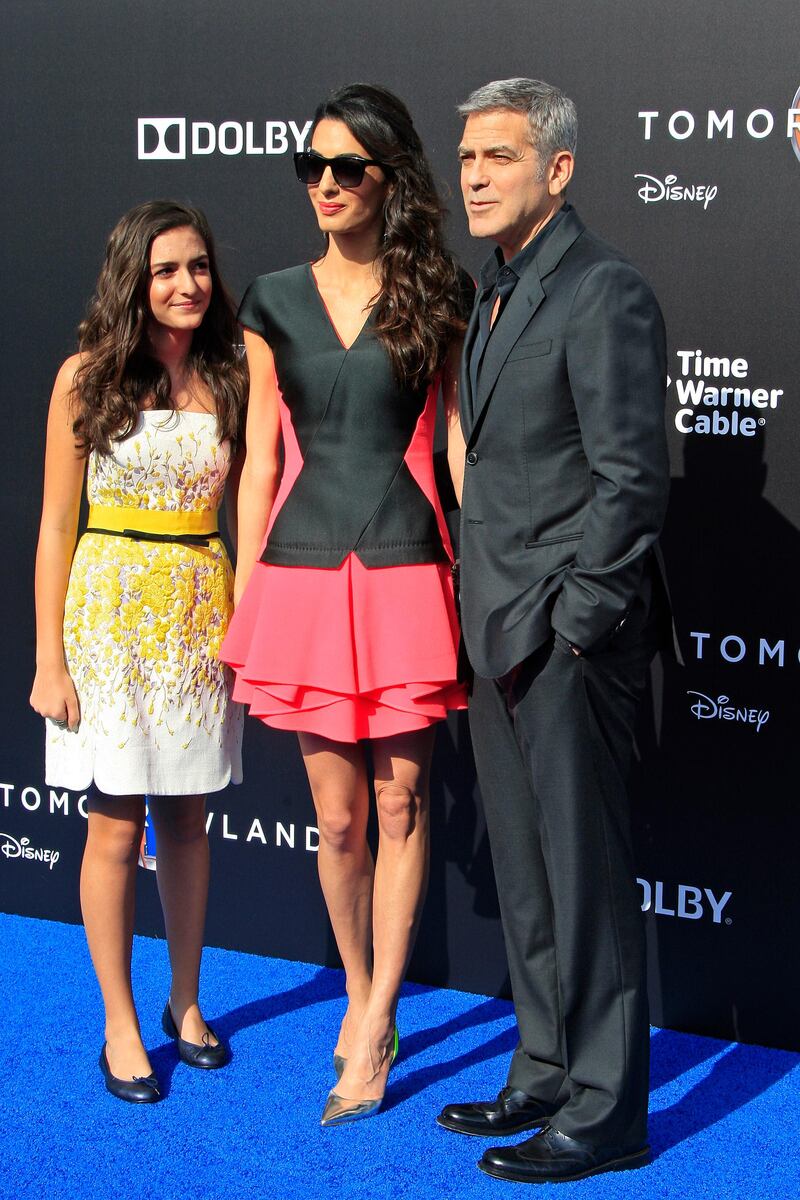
[99,1045,161,1104]
[161,1001,230,1069]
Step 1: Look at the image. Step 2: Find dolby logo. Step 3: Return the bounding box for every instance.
[137,117,312,160]
[637,879,733,924]
[138,117,186,160]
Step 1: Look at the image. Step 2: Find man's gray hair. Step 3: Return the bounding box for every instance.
[457,78,578,162]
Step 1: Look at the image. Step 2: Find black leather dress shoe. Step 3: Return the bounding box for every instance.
[478,1124,650,1183]
[436,1087,558,1137]
[162,1001,230,1069]
[99,1045,161,1104]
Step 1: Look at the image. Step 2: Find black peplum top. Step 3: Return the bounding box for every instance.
[238,264,449,570]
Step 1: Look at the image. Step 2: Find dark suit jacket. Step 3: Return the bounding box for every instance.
[458,206,670,679]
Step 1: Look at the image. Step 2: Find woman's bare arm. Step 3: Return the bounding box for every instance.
[30,355,87,729]
[233,329,282,608]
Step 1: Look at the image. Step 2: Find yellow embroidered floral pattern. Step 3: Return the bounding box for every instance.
[88,412,229,513]
[46,412,242,795]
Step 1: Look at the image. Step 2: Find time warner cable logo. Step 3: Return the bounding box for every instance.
[137,117,312,160]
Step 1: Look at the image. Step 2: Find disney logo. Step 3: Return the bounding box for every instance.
[635,173,718,209]
[0,832,60,869]
[687,691,769,732]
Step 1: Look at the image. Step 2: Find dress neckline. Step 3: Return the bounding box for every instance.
[138,408,216,419]
[306,262,375,352]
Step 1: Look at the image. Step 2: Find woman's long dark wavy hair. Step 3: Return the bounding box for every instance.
[72,200,247,454]
[310,84,471,385]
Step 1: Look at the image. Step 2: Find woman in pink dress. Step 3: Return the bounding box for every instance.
[222,84,472,1123]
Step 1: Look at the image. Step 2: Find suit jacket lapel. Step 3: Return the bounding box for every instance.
[467,208,586,446]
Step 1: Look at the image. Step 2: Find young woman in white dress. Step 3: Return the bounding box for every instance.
[30,201,246,1102]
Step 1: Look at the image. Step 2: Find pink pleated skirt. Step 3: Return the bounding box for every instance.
[220,552,466,743]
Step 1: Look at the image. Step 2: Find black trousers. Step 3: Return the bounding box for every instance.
[468,591,660,1149]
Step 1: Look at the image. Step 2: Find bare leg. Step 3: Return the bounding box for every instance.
[148,794,217,1045]
[298,733,374,1060]
[80,791,151,1079]
[336,726,435,1102]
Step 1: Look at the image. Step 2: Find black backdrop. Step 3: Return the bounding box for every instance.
[2,0,798,1051]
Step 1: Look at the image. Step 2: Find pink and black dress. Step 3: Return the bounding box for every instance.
[220,264,466,743]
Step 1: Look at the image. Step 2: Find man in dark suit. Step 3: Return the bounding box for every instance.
[437,78,671,1184]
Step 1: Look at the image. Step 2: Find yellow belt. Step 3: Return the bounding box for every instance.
[87,505,219,540]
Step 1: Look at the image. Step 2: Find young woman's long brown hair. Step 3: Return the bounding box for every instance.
[73,200,247,454]
[309,84,472,385]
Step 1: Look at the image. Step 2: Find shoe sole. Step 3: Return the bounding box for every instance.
[104,1088,161,1104]
[181,1057,230,1069]
[435,1115,548,1138]
[477,1146,651,1183]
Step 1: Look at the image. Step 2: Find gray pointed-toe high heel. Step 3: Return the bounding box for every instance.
[321,1027,399,1126]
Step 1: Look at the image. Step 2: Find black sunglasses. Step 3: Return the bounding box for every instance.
[293,150,387,189]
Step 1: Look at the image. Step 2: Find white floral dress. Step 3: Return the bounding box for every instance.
[45,410,243,795]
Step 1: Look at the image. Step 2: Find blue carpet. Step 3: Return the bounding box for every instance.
[2,912,799,1200]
